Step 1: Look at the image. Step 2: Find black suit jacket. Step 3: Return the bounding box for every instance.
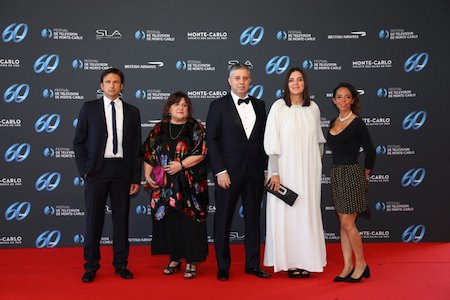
[73,98,142,183]
[206,94,267,183]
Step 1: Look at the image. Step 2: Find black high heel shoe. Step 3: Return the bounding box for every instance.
[333,268,354,282]
[345,265,370,283]
[184,263,197,279]
[163,260,182,275]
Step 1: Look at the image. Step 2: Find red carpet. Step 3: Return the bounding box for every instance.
[1,243,449,300]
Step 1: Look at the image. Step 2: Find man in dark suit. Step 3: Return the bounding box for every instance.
[206,63,270,280]
[73,68,142,283]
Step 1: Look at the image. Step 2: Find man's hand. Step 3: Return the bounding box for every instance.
[129,184,140,196]
[217,172,231,189]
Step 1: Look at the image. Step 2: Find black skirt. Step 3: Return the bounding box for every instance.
[151,208,208,263]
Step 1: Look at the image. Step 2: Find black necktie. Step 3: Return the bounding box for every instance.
[238,98,250,105]
[111,101,118,154]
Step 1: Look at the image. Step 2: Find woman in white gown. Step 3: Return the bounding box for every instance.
[263,67,326,278]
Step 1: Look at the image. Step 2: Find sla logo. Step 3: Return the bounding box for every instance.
[34,54,59,74]
[240,26,264,46]
[249,85,264,99]
[2,23,28,43]
[73,118,78,128]
[35,230,61,248]
[404,52,429,72]
[73,234,85,244]
[265,56,290,74]
[35,113,61,133]
[4,84,30,103]
[5,202,31,221]
[35,172,61,191]
[401,168,425,187]
[402,225,425,242]
[402,111,426,130]
[4,143,30,162]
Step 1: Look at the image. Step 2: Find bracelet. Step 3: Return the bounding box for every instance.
[180,160,184,170]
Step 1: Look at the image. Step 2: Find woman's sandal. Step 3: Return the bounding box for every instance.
[287,269,301,278]
[288,269,310,278]
[163,260,181,275]
[300,269,310,278]
[184,263,197,279]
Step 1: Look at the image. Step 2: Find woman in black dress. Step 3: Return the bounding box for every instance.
[143,92,208,279]
[327,83,375,283]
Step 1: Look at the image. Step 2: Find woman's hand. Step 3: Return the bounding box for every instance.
[145,175,160,189]
[268,175,281,192]
[164,161,182,175]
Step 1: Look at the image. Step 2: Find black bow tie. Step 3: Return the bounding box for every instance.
[238,98,250,105]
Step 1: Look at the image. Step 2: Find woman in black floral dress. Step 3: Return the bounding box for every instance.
[143,92,208,279]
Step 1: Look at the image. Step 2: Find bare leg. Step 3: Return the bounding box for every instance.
[339,213,367,279]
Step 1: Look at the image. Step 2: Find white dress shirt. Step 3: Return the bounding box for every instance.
[231,91,256,139]
[103,96,124,158]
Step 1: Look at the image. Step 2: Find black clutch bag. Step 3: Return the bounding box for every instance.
[265,181,298,206]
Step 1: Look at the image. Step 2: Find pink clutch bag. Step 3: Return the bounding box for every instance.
[152,165,166,187]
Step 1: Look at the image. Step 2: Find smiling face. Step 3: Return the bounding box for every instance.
[288,70,305,97]
[169,97,189,123]
[333,87,354,114]
[228,68,251,98]
[100,73,123,100]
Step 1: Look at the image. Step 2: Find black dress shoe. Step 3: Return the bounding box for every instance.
[217,269,229,281]
[115,267,133,279]
[334,268,354,282]
[245,268,271,278]
[81,270,96,283]
[345,265,370,283]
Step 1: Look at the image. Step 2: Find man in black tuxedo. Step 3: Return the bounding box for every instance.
[73,68,142,283]
[206,63,270,280]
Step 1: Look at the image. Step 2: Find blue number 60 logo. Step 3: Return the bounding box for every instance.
[404,52,429,72]
[401,168,426,187]
[35,230,61,248]
[402,225,425,242]
[402,111,426,130]
[265,56,290,75]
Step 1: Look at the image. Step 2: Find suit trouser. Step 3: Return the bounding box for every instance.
[214,178,264,271]
[83,159,130,271]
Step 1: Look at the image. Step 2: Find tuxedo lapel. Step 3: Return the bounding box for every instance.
[248,97,261,140]
[225,94,247,137]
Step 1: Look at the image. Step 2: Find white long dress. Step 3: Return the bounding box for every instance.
[263,99,327,272]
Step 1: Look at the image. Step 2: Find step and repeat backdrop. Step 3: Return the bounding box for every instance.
[1,0,449,248]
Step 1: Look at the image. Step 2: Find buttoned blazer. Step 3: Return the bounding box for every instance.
[206,93,267,182]
[73,98,142,183]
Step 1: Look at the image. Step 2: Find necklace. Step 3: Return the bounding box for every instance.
[169,122,186,140]
[338,111,353,122]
